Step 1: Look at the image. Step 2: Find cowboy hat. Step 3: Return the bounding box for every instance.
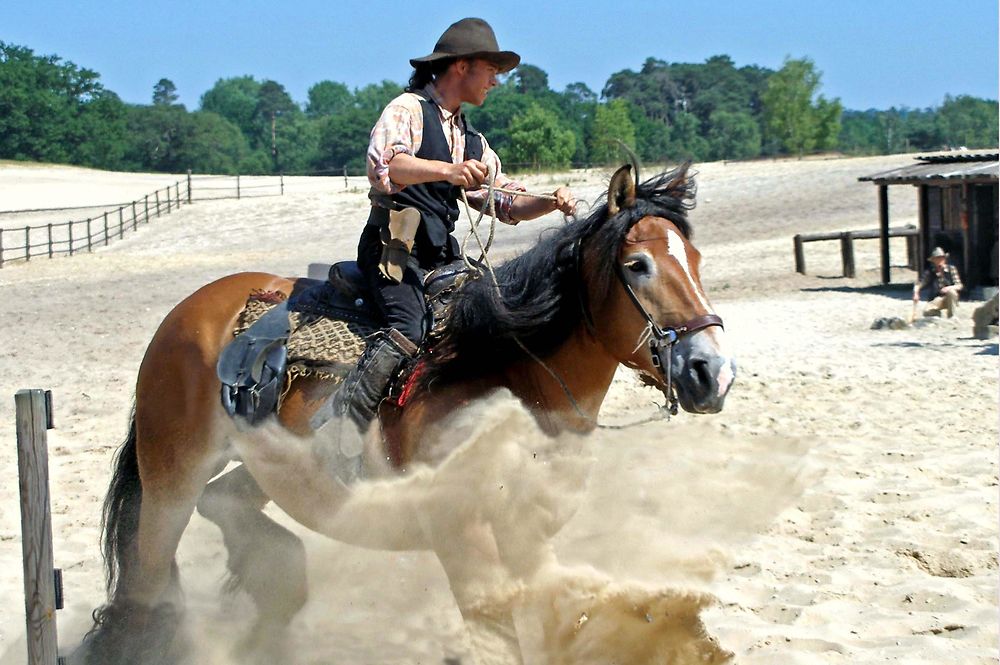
[409,18,520,73]
[928,247,948,259]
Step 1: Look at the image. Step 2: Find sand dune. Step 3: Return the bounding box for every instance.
[0,154,995,663]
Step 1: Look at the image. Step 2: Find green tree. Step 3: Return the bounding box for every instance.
[306,80,352,117]
[507,103,575,170]
[707,110,761,160]
[588,99,636,164]
[668,111,708,160]
[761,57,841,156]
[153,78,179,106]
[0,42,127,168]
[200,76,262,139]
[314,106,373,173]
[354,80,402,114]
[254,79,298,168]
[513,64,549,95]
[936,95,998,149]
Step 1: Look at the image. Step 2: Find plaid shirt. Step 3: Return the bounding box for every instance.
[918,263,962,299]
[366,84,524,223]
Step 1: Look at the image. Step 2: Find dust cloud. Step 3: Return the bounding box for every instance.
[29,390,809,665]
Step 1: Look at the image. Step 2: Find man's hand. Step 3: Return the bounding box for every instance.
[446,159,489,188]
[551,186,576,216]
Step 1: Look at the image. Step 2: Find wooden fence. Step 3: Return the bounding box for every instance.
[793,225,920,278]
[0,173,284,268]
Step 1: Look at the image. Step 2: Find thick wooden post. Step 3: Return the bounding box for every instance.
[118,208,124,239]
[86,218,92,253]
[103,214,109,245]
[15,389,59,665]
[236,174,241,199]
[878,185,890,284]
[166,186,172,213]
[144,195,149,222]
[793,234,805,274]
[0,228,4,268]
[25,226,31,261]
[840,232,856,278]
[175,182,180,207]
[47,225,53,258]
[187,170,192,204]
[155,190,161,217]
[132,201,138,231]
[67,223,73,257]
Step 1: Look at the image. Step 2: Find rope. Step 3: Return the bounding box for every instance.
[475,185,557,201]
[457,170,669,432]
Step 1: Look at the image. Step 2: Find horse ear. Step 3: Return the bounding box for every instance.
[607,164,636,217]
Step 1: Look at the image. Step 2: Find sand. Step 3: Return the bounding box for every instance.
[0,154,995,664]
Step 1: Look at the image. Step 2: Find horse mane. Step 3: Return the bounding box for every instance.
[415,162,696,392]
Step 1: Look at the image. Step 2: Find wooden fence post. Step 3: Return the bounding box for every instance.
[0,228,4,268]
[47,225,53,258]
[175,182,180,207]
[15,389,60,665]
[118,208,124,239]
[236,174,241,200]
[68,223,74,257]
[86,218,93,253]
[280,173,284,195]
[343,166,348,189]
[840,232,856,278]
[166,187,172,214]
[103,214,109,246]
[132,202,138,231]
[25,226,30,261]
[793,235,805,274]
[187,171,192,204]
[155,191,161,217]
[144,195,149,222]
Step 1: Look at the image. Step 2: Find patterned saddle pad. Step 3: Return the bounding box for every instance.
[234,279,382,386]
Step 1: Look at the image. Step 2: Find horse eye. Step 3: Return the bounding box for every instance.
[624,258,651,275]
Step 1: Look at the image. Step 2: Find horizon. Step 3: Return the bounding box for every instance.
[2,1,997,113]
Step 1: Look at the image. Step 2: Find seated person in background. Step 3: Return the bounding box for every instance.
[914,247,962,318]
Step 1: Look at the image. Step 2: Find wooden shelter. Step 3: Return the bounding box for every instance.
[859,153,998,290]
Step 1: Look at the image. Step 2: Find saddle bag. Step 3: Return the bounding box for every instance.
[217,301,291,424]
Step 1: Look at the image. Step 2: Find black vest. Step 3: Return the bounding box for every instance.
[366,91,484,269]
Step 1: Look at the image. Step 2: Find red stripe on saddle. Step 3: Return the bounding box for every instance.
[395,359,427,408]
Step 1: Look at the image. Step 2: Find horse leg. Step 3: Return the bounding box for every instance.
[81,421,222,665]
[196,463,308,655]
[427,519,527,665]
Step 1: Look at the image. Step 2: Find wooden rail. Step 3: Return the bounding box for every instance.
[794,225,919,278]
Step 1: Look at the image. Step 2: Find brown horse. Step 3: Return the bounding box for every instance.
[80,164,736,664]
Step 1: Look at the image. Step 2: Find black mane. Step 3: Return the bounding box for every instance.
[417,163,696,391]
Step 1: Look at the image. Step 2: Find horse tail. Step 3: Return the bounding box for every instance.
[101,406,141,601]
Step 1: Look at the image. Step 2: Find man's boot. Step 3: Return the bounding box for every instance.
[311,328,418,483]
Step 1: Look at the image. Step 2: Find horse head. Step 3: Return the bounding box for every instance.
[585,164,736,414]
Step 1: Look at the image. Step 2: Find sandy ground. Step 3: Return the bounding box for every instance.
[0,154,996,664]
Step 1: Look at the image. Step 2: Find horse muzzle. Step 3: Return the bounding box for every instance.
[670,331,737,414]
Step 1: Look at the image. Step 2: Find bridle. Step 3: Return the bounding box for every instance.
[612,260,723,415]
[574,230,724,417]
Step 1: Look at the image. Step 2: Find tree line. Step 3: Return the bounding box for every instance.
[1,41,996,176]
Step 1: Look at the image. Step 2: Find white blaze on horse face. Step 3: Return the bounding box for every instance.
[665,229,713,314]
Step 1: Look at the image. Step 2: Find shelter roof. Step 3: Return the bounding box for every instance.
[859,153,998,185]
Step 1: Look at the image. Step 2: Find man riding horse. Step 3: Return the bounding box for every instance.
[313,17,577,439]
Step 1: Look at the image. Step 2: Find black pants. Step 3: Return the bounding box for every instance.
[357,225,428,347]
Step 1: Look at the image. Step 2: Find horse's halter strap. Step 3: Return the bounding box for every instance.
[612,259,724,415]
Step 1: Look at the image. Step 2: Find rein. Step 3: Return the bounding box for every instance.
[457,172,721,431]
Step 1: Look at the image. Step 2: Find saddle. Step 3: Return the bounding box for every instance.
[217,260,470,425]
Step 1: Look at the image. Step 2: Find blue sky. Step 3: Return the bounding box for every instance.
[3,0,997,111]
